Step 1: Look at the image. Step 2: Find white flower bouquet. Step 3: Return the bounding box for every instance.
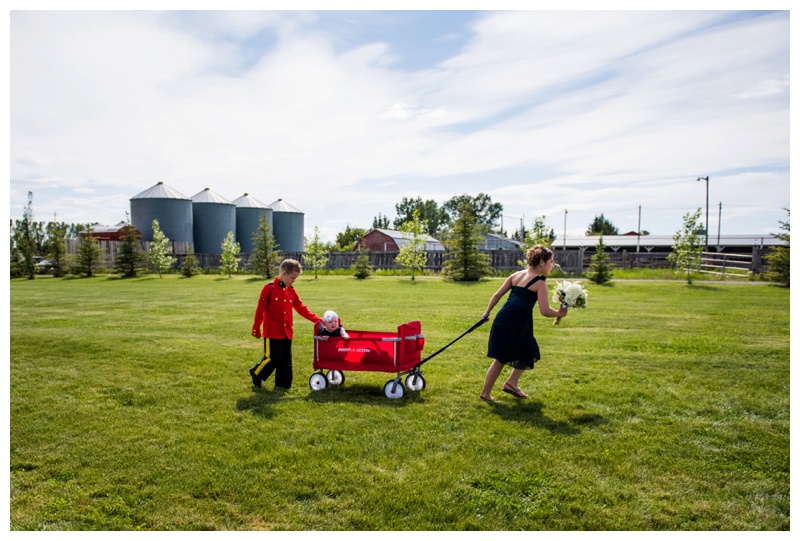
[552,280,588,325]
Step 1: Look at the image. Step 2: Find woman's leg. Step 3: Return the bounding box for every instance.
[503,368,529,398]
[480,360,504,399]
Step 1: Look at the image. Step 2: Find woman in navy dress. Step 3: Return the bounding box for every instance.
[479,245,567,402]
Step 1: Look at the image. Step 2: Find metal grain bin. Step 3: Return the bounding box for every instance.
[130,182,193,243]
[269,199,305,253]
[191,188,236,254]
[232,193,272,253]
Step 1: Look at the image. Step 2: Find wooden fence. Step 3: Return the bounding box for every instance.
[698,251,754,277]
[65,240,771,274]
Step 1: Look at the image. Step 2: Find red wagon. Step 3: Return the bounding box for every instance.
[308,318,488,399]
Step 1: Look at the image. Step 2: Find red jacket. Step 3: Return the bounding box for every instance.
[251,278,320,339]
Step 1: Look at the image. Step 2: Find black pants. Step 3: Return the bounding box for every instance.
[253,338,294,389]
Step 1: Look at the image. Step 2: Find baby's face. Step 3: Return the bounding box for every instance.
[323,318,339,331]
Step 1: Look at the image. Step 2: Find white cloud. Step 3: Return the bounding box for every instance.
[9,10,789,241]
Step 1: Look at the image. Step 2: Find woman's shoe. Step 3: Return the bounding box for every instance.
[502,385,529,399]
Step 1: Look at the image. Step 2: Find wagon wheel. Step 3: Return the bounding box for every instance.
[384,379,405,399]
[405,372,426,392]
[326,370,345,386]
[309,372,328,391]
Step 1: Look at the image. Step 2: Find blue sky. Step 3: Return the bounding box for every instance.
[9,5,791,243]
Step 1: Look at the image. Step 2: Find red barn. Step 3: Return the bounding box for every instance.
[355,229,444,251]
[83,222,141,241]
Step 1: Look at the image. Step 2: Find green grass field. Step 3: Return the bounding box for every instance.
[9,275,790,530]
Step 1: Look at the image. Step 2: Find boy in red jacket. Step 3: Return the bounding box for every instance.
[250,259,321,389]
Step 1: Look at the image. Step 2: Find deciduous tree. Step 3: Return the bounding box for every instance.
[148,219,175,278]
[395,209,428,280]
[220,231,240,278]
[304,226,328,279]
[667,209,703,284]
[443,193,503,231]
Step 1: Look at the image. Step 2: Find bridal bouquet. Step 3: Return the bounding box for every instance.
[552,280,588,325]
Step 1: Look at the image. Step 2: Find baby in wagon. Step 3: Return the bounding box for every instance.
[318,310,350,339]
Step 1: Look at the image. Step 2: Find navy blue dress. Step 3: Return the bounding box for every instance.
[486,276,545,370]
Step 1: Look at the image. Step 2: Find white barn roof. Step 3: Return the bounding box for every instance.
[555,234,785,249]
[373,229,445,251]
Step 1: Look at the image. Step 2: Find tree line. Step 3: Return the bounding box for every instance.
[11,190,789,286]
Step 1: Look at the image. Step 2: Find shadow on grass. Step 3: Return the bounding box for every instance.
[235,387,285,418]
[304,383,420,407]
[235,383,421,415]
[485,400,607,435]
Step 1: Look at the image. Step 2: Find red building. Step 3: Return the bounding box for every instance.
[355,229,444,251]
[83,222,141,241]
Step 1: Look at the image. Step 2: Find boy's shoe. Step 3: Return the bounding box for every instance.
[249,366,262,387]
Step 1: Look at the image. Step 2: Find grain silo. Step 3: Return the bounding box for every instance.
[130,181,193,243]
[191,188,236,254]
[232,193,272,253]
[269,199,305,253]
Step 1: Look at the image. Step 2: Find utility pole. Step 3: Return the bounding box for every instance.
[637,205,642,253]
[717,202,722,247]
[697,176,709,251]
[562,209,568,250]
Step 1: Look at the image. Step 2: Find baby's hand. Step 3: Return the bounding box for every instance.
[342,331,350,339]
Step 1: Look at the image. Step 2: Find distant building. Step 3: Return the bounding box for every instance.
[556,234,785,254]
[356,229,445,251]
[480,233,522,250]
[82,221,140,241]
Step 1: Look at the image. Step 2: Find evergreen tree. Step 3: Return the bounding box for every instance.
[304,226,328,279]
[220,231,241,278]
[442,201,492,282]
[115,215,146,278]
[181,247,201,277]
[248,210,282,278]
[764,208,789,287]
[585,236,613,284]
[372,213,390,229]
[45,220,69,277]
[148,219,175,277]
[395,209,429,280]
[667,209,703,284]
[351,249,374,279]
[586,214,620,236]
[73,225,103,277]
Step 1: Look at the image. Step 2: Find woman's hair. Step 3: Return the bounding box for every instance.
[526,244,554,267]
[323,310,339,323]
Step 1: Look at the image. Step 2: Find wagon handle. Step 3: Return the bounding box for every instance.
[415,317,489,368]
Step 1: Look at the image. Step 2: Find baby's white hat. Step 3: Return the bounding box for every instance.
[323,310,339,323]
